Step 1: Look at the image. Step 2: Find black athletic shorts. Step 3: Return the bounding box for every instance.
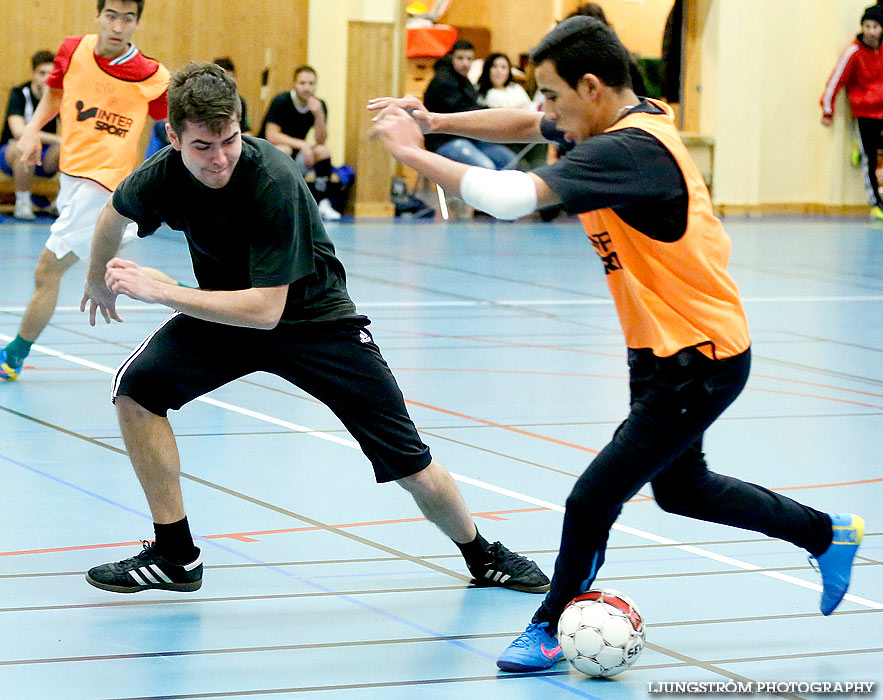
[112,313,432,483]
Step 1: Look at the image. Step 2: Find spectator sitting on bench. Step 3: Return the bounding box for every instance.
[259,66,342,221]
[423,41,516,170]
[1,50,61,220]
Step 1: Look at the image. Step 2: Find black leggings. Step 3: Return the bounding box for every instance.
[534,347,832,625]
[857,117,883,208]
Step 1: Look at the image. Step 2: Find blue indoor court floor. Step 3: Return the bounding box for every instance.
[0,214,881,699]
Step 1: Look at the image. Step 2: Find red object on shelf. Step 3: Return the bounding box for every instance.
[406,25,457,58]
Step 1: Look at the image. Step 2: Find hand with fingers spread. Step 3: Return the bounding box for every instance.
[16,128,44,167]
[368,96,435,134]
[81,274,122,326]
[371,106,426,158]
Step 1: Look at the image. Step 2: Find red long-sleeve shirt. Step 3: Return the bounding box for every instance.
[821,36,883,119]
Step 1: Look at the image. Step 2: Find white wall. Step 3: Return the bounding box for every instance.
[701,0,870,207]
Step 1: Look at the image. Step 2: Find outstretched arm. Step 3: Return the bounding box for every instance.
[368,96,547,143]
[372,106,560,218]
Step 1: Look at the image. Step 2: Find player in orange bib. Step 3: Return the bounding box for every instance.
[1,0,171,381]
[370,16,865,672]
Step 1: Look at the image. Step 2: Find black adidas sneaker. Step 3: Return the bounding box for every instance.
[468,541,550,593]
[86,541,203,593]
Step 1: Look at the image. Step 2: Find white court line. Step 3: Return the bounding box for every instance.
[2,295,883,314]
[2,332,881,612]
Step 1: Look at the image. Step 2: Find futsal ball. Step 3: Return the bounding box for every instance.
[557,589,646,677]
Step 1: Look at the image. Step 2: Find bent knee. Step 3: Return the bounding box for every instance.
[34,251,73,285]
[395,461,438,494]
[651,486,695,515]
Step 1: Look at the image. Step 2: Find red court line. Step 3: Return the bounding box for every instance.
[0,506,550,558]
[5,475,878,559]
[752,373,883,401]
[404,398,601,454]
[773,477,883,492]
[376,327,625,359]
[747,387,883,411]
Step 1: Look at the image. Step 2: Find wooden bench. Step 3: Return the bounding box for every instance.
[0,171,60,213]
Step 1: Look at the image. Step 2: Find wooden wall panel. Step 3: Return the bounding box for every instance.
[345,21,396,217]
[0,0,309,139]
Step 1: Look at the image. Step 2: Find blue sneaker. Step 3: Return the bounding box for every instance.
[0,347,23,381]
[809,513,864,615]
[497,622,564,672]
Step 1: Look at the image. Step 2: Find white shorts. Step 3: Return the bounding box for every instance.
[45,173,138,260]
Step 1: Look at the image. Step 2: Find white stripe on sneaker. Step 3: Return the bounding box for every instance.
[149,564,173,584]
[139,566,160,584]
[500,574,511,583]
[183,551,202,571]
[128,569,148,586]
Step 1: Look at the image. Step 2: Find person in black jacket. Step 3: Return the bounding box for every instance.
[423,40,515,169]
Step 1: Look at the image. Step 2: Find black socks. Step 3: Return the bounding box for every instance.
[154,517,199,565]
[454,528,492,568]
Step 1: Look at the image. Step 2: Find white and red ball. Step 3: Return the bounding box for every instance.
[557,589,646,677]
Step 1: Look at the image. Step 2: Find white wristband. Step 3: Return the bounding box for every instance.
[459,167,538,220]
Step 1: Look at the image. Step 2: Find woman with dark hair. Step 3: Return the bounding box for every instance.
[476,53,532,109]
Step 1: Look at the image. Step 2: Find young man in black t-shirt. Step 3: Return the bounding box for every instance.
[1,50,61,220]
[79,62,549,597]
[259,65,341,221]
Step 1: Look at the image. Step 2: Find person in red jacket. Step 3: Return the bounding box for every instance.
[821,5,883,220]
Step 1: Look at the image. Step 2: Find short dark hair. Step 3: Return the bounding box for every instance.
[531,16,630,90]
[97,0,145,20]
[477,53,513,96]
[31,50,55,71]
[294,65,316,80]
[451,40,475,53]
[168,62,241,136]
[213,57,235,73]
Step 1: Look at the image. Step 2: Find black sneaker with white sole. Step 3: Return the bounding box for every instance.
[86,541,203,593]
[467,541,550,593]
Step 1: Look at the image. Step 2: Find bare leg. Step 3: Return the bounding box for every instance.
[17,249,79,342]
[396,459,477,543]
[6,141,33,193]
[116,396,186,524]
[41,144,60,174]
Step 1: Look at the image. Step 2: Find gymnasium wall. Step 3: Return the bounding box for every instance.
[699,0,870,212]
[0,0,311,137]
[441,0,674,62]
[0,0,872,211]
